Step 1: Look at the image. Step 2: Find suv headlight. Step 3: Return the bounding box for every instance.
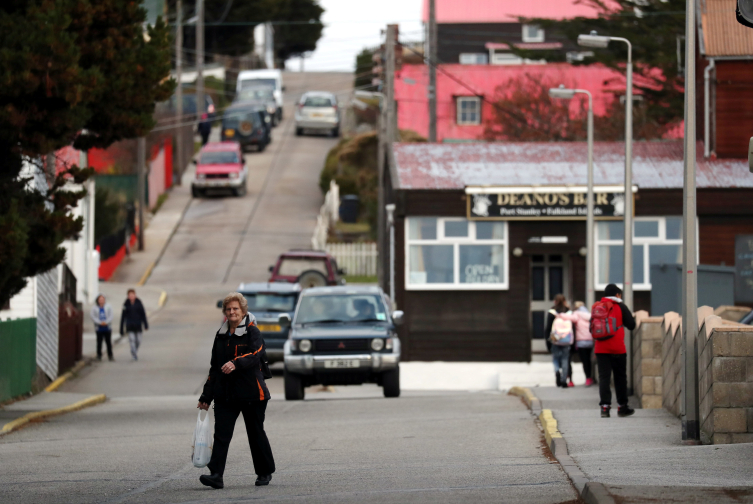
[229,172,239,179]
[197,173,206,180]
[267,104,276,114]
[370,338,384,351]
[299,339,312,352]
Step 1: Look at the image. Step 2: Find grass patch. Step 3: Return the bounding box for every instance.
[345,275,378,284]
[334,221,371,234]
[151,192,169,214]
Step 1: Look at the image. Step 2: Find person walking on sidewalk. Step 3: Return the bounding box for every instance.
[198,113,211,146]
[90,294,114,361]
[197,292,275,490]
[546,294,574,388]
[591,284,636,418]
[120,289,148,361]
[560,301,594,386]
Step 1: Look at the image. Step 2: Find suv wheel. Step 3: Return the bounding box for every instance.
[191,187,201,198]
[284,370,305,400]
[382,367,400,398]
[295,127,303,136]
[297,270,328,289]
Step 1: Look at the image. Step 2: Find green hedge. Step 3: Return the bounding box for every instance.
[0,318,37,403]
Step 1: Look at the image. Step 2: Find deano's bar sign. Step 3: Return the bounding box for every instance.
[466,186,636,221]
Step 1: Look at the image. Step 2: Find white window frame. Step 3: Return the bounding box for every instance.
[489,51,524,65]
[456,97,481,125]
[405,218,509,291]
[522,24,545,43]
[594,216,696,291]
[459,53,488,65]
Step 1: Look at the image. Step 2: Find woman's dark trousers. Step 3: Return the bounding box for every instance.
[96,330,113,359]
[596,353,628,406]
[208,400,275,477]
[578,347,593,379]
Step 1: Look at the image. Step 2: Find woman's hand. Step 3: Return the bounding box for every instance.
[221,361,236,374]
[197,402,209,410]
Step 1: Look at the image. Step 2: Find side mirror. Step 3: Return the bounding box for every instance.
[192,159,197,165]
[268,265,274,273]
[216,300,223,309]
[241,158,246,165]
[392,310,404,326]
[278,314,291,328]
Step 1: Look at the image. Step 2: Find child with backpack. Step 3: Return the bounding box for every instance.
[590,284,637,418]
[546,294,574,388]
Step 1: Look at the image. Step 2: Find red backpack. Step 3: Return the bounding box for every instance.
[589,299,622,341]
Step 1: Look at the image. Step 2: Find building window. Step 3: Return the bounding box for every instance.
[456,97,481,125]
[406,218,508,290]
[522,24,545,43]
[595,217,685,291]
[459,53,488,65]
[490,52,524,65]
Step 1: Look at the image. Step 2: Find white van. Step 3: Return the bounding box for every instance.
[236,69,283,121]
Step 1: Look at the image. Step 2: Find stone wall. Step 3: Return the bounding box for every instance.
[699,318,753,444]
[714,306,751,323]
[632,311,663,408]
[661,311,682,417]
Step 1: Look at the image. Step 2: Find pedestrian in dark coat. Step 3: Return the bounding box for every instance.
[120,289,148,360]
[197,292,275,490]
[198,113,211,145]
[592,284,636,418]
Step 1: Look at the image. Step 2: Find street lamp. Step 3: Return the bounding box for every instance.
[578,30,634,312]
[549,85,595,308]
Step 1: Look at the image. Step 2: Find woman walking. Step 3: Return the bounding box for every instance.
[561,301,595,386]
[197,292,275,489]
[90,295,114,361]
[545,294,573,388]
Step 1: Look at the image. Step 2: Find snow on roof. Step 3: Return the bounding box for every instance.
[392,141,753,190]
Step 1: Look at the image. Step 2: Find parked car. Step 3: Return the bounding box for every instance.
[192,142,247,197]
[236,69,284,122]
[269,250,346,288]
[280,285,403,400]
[217,282,301,363]
[165,91,216,119]
[235,87,279,127]
[295,91,340,137]
[221,102,271,152]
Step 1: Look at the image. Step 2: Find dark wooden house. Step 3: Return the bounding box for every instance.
[380,141,753,362]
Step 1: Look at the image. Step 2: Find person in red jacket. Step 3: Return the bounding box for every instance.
[593,284,636,418]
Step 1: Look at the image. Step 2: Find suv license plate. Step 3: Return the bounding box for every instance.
[324,360,360,369]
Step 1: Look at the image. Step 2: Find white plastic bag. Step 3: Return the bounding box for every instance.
[192,409,214,468]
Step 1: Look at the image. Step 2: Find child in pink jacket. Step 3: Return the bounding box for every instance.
[559,301,594,386]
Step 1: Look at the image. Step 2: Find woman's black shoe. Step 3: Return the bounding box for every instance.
[199,473,224,489]
[618,406,635,417]
[255,474,272,486]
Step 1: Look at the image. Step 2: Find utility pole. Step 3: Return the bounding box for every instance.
[175,0,183,185]
[428,0,437,142]
[385,25,396,144]
[681,0,700,442]
[137,137,146,251]
[196,0,205,119]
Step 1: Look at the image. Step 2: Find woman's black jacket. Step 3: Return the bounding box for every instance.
[199,314,271,404]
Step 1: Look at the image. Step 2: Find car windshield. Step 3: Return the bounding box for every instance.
[200,151,238,164]
[303,96,334,107]
[296,294,387,324]
[277,258,328,277]
[240,78,276,90]
[223,111,260,129]
[243,293,297,312]
[238,88,274,101]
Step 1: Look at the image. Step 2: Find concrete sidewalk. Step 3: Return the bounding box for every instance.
[533,385,753,503]
[0,392,106,435]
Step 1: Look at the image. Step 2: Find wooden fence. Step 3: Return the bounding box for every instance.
[326,242,378,277]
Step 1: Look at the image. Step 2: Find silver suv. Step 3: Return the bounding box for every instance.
[295,91,340,137]
[279,286,403,400]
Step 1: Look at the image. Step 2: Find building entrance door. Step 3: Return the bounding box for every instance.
[530,254,569,342]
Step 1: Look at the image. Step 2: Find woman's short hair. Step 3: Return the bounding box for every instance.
[553,294,568,309]
[222,292,248,315]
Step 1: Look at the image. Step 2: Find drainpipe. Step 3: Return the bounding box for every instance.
[704,58,715,158]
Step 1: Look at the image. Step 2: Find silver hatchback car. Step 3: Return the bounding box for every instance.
[295,91,340,137]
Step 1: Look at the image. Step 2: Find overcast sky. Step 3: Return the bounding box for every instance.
[286,0,424,73]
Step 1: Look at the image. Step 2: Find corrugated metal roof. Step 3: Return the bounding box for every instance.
[701,0,753,56]
[392,141,753,190]
[422,0,607,23]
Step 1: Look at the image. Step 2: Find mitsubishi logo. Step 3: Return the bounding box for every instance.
[338,341,346,349]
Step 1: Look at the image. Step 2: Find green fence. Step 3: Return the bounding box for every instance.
[94,174,138,203]
[0,318,37,403]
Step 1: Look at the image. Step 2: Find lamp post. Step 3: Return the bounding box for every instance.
[578,31,633,311]
[549,85,595,308]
